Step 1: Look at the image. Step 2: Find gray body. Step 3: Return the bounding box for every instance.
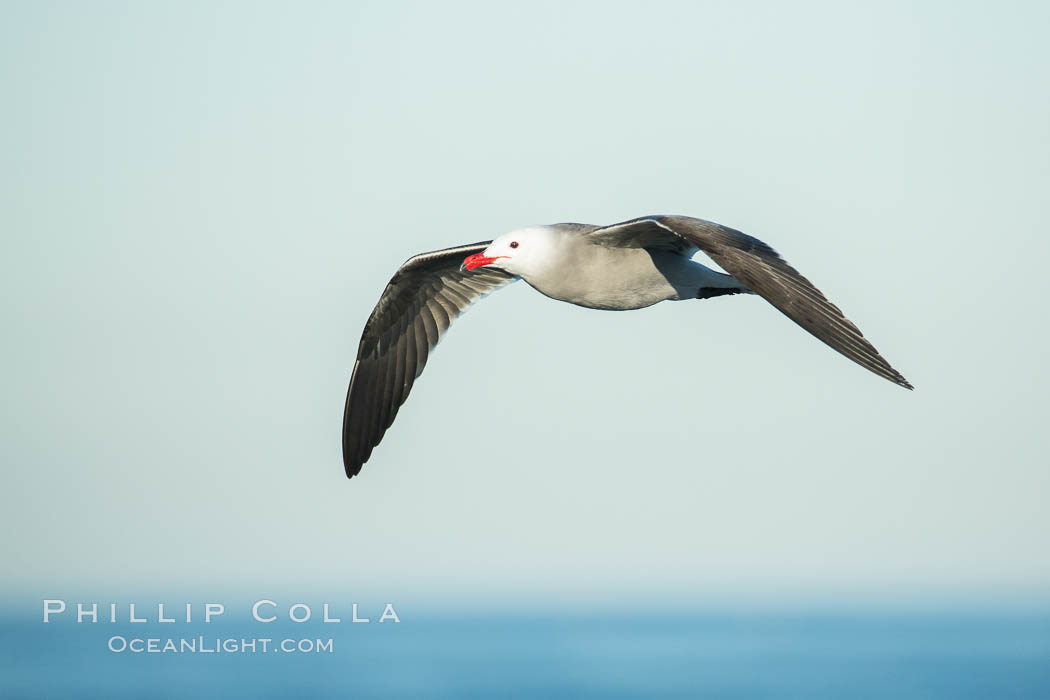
[523,225,746,310]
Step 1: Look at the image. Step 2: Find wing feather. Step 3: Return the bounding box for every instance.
[410,315,428,377]
[342,242,517,477]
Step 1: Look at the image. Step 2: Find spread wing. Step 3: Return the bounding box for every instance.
[587,215,913,389]
[343,242,517,478]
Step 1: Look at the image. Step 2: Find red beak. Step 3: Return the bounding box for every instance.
[462,253,507,271]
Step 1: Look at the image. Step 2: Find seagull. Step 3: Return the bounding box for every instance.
[342,215,911,478]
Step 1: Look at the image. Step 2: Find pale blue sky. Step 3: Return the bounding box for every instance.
[2,1,1048,608]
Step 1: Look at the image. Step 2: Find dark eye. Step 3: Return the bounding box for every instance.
[509,241,519,249]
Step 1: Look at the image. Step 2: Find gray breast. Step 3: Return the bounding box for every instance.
[524,243,685,311]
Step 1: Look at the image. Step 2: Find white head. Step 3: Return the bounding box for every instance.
[461,226,558,278]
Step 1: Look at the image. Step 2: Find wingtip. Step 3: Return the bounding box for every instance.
[342,447,364,479]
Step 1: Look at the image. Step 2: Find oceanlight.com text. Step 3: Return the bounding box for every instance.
[107,636,334,654]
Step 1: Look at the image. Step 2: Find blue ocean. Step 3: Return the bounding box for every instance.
[2,610,1049,698]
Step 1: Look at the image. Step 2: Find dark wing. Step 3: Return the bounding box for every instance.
[343,242,517,478]
[587,215,913,389]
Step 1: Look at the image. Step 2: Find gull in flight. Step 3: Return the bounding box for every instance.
[342,215,911,478]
